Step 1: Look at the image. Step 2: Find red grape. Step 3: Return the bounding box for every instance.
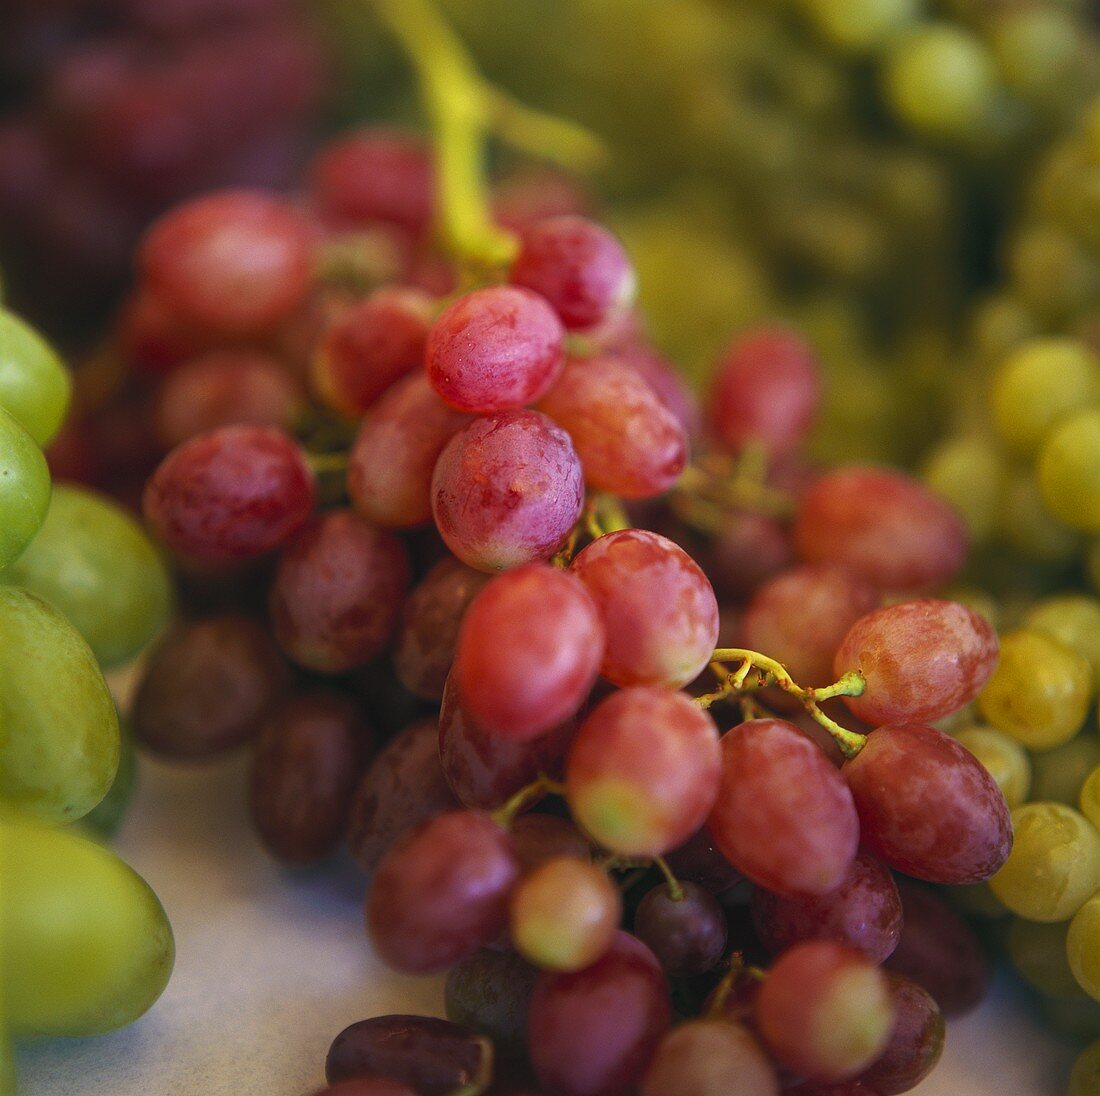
[633,881,728,975]
[571,529,719,689]
[139,188,312,337]
[858,974,945,1095]
[538,354,688,498]
[492,167,593,233]
[426,286,565,413]
[118,286,216,377]
[843,723,1012,884]
[565,686,721,857]
[793,466,968,592]
[366,810,519,973]
[707,327,820,456]
[511,813,592,873]
[641,1020,779,1096]
[616,342,700,438]
[704,509,795,601]
[143,425,314,562]
[431,410,584,571]
[269,510,410,673]
[834,599,998,726]
[452,563,604,740]
[707,719,859,896]
[528,931,671,1096]
[509,215,635,331]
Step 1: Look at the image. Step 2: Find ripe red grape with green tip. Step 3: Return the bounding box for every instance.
[707,327,821,456]
[834,599,999,725]
[527,931,671,1096]
[509,214,636,331]
[366,810,519,973]
[538,353,688,498]
[641,1020,779,1096]
[139,188,312,336]
[426,285,565,412]
[312,286,435,418]
[565,686,721,857]
[143,425,315,563]
[858,974,945,1095]
[843,723,1012,884]
[707,719,859,896]
[453,563,605,740]
[431,409,584,571]
[571,528,719,689]
[794,466,969,591]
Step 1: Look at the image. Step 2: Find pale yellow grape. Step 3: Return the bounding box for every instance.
[1025,595,1100,682]
[955,725,1031,808]
[1039,409,1100,533]
[922,436,1005,543]
[1008,918,1084,997]
[799,0,921,55]
[991,338,1100,457]
[989,802,1100,922]
[0,815,174,1037]
[977,630,1093,750]
[998,470,1080,564]
[1031,734,1100,806]
[1069,895,1100,1001]
[1081,766,1100,831]
[1071,1039,1100,1095]
[991,8,1085,110]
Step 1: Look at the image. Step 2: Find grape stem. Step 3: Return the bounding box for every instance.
[374,0,605,273]
[654,855,685,902]
[491,773,566,829]
[698,648,868,759]
[675,449,796,525]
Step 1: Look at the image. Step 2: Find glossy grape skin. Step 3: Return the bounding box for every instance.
[346,718,458,875]
[143,425,315,563]
[509,215,635,331]
[439,676,576,810]
[707,327,820,456]
[954,726,1032,809]
[843,723,1011,884]
[634,881,728,975]
[367,810,519,973]
[617,343,700,438]
[539,353,687,499]
[566,687,721,857]
[1,815,173,1037]
[989,802,1100,922]
[139,189,312,336]
[326,1016,490,1096]
[858,975,945,1095]
[511,856,622,972]
[741,565,879,688]
[640,1020,779,1096]
[249,692,371,864]
[977,629,1093,751]
[0,404,50,570]
[348,374,471,529]
[453,563,604,741]
[132,615,290,760]
[431,410,584,572]
[445,948,539,1064]
[885,879,990,1017]
[0,308,70,445]
[312,287,435,418]
[571,529,719,689]
[1,484,173,667]
[752,850,902,964]
[793,466,968,592]
[755,941,894,1083]
[528,931,671,1096]
[708,719,858,896]
[426,286,565,413]
[152,349,302,449]
[1039,409,1100,533]
[269,510,410,673]
[834,599,998,726]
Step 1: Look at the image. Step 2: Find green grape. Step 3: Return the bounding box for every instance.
[968,294,1040,370]
[1071,1039,1100,1096]
[1025,595,1100,683]
[0,309,71,447]
[0,814,173,1037]
[1009,918,1085,998]
[1008,223,1099,323]
[81,718,137,840]
[989,802,1100,922]
[1038,409,1100,533]
[977,630,1093,751]
[922,435,1005,543]
[991,8,1085,111]
[1,484,173,667]
[0,404,50,571]
[990,338,1100,458]
[1084,96,1100,166]
[882,24,999,141]
[0,587,119,822]
[954,725,1031,808]
[1041,995,1100,1043]
[798,0,921,55]
[1081,765,1100,832]
[998,470,1081,564]
[1068,894,1100,1001]
[1031,735,1100,806]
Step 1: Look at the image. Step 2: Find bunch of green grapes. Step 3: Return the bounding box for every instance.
[0,304,175,1086]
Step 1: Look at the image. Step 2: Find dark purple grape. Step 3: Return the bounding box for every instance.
[444,949,539,1064]
[858,974,945,1094]
[633,881,728,976]
[664,827,743,895]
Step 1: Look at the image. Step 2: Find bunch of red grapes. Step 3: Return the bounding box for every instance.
[95,125,1013,1095]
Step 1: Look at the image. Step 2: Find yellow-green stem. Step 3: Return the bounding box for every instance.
[491,774,566,829]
